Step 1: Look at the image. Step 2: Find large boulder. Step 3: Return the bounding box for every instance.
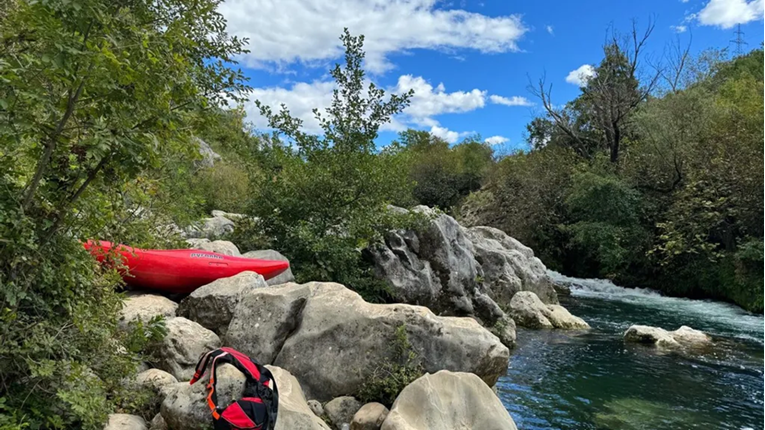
[265,282,509,402]
[104,414,147,430]
[380,371,517,430]
[366,207,554,335]
[266,366,332,430]
[324,396,363,429]
[351,403,389,430]
[177,271,267,335]
[624,325,712,349]
[243,250,295,285]
[509,291,589,330]
[155,317,221,381]
[185,238,240,256]
[366,206,482,317]
[119,294,178,330]
[225,283,310,364]
[465,226,558,305]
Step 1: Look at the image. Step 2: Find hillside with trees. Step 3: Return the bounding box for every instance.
[460,46,764,312]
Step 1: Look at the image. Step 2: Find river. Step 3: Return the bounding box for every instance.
[496,271,764,430]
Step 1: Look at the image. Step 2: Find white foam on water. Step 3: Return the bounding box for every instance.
[548,270,764,344]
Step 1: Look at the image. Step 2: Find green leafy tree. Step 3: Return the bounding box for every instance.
[474,26,762,310]
[396,130,494,211]
[239,29,416,300]
[462,144,577,268]
[0,0,248,427]
[531,20,659,163]
[563,171,650,278]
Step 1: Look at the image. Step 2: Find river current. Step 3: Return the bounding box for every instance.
[496,271,764,430]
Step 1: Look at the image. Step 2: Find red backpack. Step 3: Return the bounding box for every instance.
[190,347,279,430]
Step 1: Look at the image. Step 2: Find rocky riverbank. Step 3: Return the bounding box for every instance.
[105,208,590,430]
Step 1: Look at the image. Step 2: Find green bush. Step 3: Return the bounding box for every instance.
[396,130,494,212]
[563,171,651,278]
[194,161,251,214]
[0,0,247,426]
[358,324,424,407]
[233,30,418,301]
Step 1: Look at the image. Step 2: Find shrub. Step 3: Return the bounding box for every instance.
[236,30,417,300]
[358,324,424,407]
[0,0,247,426]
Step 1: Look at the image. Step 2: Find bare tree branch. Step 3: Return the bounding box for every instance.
[527,74,593,158]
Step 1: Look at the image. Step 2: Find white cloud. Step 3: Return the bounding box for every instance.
[430,125,472,144]
[565,64,596,86]
[698,0,764,28]
[484,135,508,145]
[489,95,533,106]
[546,25,554,35]
[681,0,690,3]
[670,25,688,33]
[245,75,489,136]
[220,0,528,73]
[392,75,487,126]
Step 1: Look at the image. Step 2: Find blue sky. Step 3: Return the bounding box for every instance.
[219,0,764,151]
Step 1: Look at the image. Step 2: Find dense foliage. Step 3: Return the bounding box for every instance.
[464,48,764,312]
[230,30,422,301]
[391,130,494,211]
[0,0,248,427]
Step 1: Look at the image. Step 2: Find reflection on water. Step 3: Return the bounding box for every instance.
[497,273,764,430]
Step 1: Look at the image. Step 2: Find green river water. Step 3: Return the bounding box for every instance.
[497,272,764,430]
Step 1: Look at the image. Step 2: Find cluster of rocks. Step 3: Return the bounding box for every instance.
[104,206,594,430]
[366,206,589,346]
[107,271,517,430]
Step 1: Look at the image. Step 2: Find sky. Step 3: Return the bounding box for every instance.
[218,0,765,151]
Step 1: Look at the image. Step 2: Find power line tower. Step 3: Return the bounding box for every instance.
[730,24,748,56]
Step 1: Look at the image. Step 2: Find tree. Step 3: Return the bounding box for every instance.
[393,130,494,211]
[0,0,248,427]
[530,19,660,163]
[240,29,416,299]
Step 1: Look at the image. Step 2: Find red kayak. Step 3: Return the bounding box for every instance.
[84,240,289,293]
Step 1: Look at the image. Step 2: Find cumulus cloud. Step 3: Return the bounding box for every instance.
[430,125,460,143]
[697,0,764,28]
[671,25,688,33]
[245,75,490,136]
[565,64,596,86]
[484,135,509,145]
[489,95,533,106]
[546,25,554,35]
[392,75,486,125]
[219,0,528,73]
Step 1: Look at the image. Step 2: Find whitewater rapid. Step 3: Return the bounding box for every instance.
[548,270,764,344]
